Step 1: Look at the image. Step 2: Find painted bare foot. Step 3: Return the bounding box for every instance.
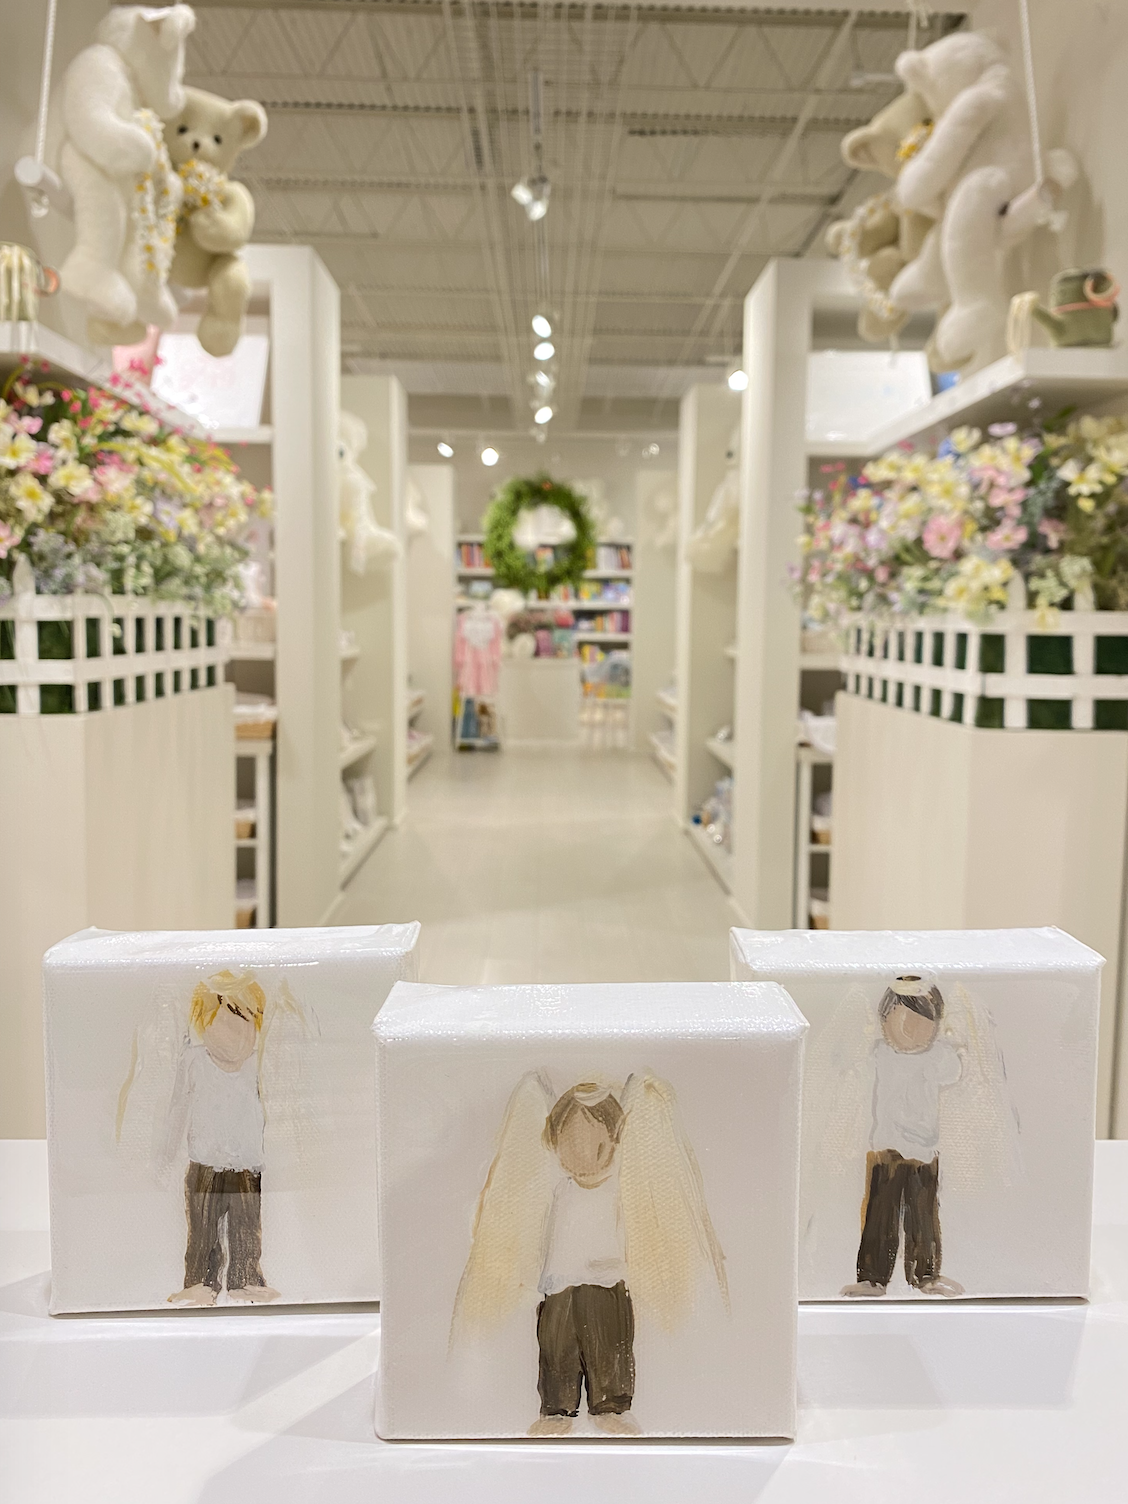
[594,1412,641,1437]
[227,1285,281,1304]
[167,1283,216,1307]
[840,1281,887,1298]
[917,1276,964,1297]
[528,1415,573,1437]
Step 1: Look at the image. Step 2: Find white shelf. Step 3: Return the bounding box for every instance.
[456,533,484,543]
[211,425,274,446]
[339,815,389,886]
[456,566,493,577]
[406,732,434,777]
[809,842,832,854]
[688,820,733,893]
[407,689,426,719]
[339,734,377,771]
[656,689,678,717]
[230,641,276,661]
[583,569,632,580]
[235,837,257,850]
[340,644,361,664]
[724,643,738,661]
[800,653,841,671]
[864,346,1128,454]
[576,631,631,643]
[805,434,876,458]
[649,731,677,777]
[705,734,735,769]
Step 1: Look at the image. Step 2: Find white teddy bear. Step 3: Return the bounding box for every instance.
[164,87,268,357]
[338,411,403,575]
[59,5,196,347]
[890,30,1075,375]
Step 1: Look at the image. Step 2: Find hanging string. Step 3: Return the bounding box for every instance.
[907,0,931,52]
[1017,0,1044,188]
[34,0,58,167]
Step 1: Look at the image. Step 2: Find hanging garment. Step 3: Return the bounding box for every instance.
[454,608,503,699]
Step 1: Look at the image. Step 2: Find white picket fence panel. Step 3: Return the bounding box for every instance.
[839,611,1128,731]
[0,574,232,716]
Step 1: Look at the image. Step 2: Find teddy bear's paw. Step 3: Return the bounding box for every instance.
[935,301,1004,372]
[197,313,241,358]
[60,256,138,327]
[135,285,181,332]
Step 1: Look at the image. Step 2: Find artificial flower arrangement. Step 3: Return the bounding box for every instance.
[0,366,270,614]
[796,414,1128,626]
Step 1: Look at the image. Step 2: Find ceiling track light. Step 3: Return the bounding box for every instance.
[437,440,454,458]
[534,340,555,361]
[532,313,552,338]
[727,366,749,392]
[480,446,500,467]
[534,406,553,425]
[511,72,551,222]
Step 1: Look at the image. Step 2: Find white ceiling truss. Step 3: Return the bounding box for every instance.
[186,1,964,432]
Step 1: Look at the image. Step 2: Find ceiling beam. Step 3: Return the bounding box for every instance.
[251,230,774,260]
[248,174,839,206]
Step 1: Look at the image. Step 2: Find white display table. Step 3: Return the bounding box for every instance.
[498,656,581,746]
[2,1138,1126,1503]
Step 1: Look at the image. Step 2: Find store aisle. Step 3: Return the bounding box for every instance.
[337,749,736,983]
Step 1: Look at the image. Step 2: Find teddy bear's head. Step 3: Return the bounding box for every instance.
[841,90,931,179]
[895,31,1005,118]
[165,87,268,175]
[96,5,196,120]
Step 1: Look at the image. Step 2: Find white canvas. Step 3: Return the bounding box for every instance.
[373,980,807,1441]
[729,927,1102,1302]
[44,923,419,1313]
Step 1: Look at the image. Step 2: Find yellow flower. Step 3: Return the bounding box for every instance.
[49,461,94,495]
[0,426,37,470]
[8,471,50,520]
[120,410,160,438]
[949,426,982,454]
[47,420,79,458]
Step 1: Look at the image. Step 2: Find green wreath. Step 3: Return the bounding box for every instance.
[483,473,596,597]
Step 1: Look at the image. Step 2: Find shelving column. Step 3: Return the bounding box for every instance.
[731,257,854,928]
[406,463,455,759]
[675,384,741,852]
[340,374,408,830]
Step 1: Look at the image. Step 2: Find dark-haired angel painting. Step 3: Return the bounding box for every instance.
[450,1070,728,1437]
[803,972,1019,1301]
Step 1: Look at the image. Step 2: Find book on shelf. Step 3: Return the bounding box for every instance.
[590,543,632,571]
[457,542,490,569]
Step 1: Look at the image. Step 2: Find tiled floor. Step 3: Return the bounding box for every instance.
[337,746,737,984]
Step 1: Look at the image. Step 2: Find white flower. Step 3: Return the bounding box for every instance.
[0,425,37,470]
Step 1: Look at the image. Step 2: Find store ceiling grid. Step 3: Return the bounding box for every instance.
[186,0,962,434]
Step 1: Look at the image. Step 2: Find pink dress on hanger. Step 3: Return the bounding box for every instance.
[454,609,503,699]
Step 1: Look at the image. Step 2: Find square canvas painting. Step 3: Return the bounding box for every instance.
[44,923,419,1313]
[730,927,1103,1301]
[374,980,807,1441]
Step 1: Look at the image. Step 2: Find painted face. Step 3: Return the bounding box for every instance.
[554,1106,617,1187]
[203,995,257,1069]
[882,1001,938,1053]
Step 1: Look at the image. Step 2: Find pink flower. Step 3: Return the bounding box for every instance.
[922,514,963,560]
[13,415,43,435]
[30,447,54,475]
[0,521,18,559]
[1038,518,1066,549]
[875,564,890,584]
[985,520,1028,553]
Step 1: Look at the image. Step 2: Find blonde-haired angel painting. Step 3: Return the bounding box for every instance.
[451,1070,728,1437]
[803,973,1020,1300]
[116,968,315,1308]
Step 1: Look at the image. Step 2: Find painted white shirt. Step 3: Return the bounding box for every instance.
[539,1169,628,1295]
[173,1046,265,1173]
[871,1039,962,1161]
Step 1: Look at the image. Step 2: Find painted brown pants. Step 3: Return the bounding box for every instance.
[536,1281,636,1417]
[856,1149,942,1289]
[183,1162,266,1293]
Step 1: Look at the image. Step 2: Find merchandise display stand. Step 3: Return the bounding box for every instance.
[675,384,742,890]
[629,469,677,756]
[234,738,273,929]
[406,465,455,758]
[3,1136,1127,1500]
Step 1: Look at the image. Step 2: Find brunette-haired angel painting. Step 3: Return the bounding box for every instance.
[451,1070,728,1437]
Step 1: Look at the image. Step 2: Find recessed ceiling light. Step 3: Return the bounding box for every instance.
[532,314,552,338]
[534,406,553,424]
[437,441,454,458]
[480,446,500,466]
[534,341,555,361]
[727,367,749,392]
[534,370,555,391]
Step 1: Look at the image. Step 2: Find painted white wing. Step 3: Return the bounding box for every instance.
[450,1071,555,1346]
[115,979,191,1186]
[258,978,321,1188]
[800,985,878,1263]
[939,981,1022,1190]
[619,1070,728,1333]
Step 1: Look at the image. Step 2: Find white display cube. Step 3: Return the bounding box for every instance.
[44,922,419,1313]
[730,927,1103,1302]
[374,980,807,1441]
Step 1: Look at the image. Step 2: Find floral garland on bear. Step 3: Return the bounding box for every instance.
[133,108,181,283]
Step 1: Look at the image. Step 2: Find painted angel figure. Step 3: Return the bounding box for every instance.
[451,1070,728,1437]
[116,968,314,1308]
[803,973,1019,1301]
